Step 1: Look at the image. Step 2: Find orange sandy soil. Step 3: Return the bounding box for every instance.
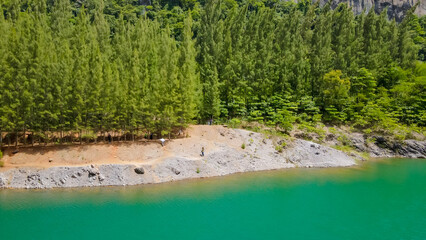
[0,125,243,171]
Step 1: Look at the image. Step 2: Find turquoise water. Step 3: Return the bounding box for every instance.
[0,159,425,240]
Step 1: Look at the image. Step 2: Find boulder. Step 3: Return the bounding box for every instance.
[98,174,105,182]
[170,167,180,175]
[87,168,99,177]
[134,167,145,174]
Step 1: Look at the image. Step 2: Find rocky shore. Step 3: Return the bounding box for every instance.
[0,126,424,189]
[0,127,356,189]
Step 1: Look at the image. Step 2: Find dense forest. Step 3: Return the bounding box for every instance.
[0,0,425,146]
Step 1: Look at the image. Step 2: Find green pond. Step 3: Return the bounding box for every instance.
[0,158,425,239]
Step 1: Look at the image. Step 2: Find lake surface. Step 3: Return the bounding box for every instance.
[0,158,425,240]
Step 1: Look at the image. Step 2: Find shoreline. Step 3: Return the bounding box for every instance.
[0,125,424,189]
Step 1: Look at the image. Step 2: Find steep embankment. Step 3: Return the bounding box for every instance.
[0,125,355,189]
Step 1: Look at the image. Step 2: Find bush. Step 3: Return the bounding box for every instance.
[0,161,3,167]
[229,118,242,128]
[241,143,246,149]
[81,133,97,142]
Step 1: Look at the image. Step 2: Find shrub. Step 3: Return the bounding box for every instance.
[241,143,246,149]
[363,128,372,134]
[81,133,97,142]
[196,168,200,174]
[229,118,241,128]
[0,152,4,167]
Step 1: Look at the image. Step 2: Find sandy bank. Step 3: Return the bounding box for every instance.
[0,125,356,189]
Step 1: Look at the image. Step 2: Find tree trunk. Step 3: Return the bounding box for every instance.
[0,130,2,148]
[31,132,34,147]
[15,130,18,147]
[44,132,47,146]
[60,130,63,145]
[23,127,26,146]
[79,130,82,145]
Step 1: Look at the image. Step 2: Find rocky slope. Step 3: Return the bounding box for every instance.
[0,126,356,189]
[315,0,425,21]
[349,134,426,158]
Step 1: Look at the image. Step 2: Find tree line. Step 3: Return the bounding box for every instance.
[0,0,424,146]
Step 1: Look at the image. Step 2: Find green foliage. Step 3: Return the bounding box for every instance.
[298,122,326,141]
[228,118,241,128]
[241,143,245,149]
[0,0,423,146]
[320,70,350,118]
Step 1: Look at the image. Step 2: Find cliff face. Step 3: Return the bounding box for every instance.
[316,0,425,22]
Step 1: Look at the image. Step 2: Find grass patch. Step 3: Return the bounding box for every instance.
[333,145,355,153]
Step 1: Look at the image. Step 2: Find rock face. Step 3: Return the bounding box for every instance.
[348,134,426,158]
[313,0,425,22]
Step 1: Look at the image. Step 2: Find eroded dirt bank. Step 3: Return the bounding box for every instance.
[0,125,412,189]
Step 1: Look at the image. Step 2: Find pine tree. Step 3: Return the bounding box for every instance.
[197,0,222,122]
[176,14,199,128]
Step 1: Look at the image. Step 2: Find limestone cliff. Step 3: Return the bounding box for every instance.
[315,0,425,22]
